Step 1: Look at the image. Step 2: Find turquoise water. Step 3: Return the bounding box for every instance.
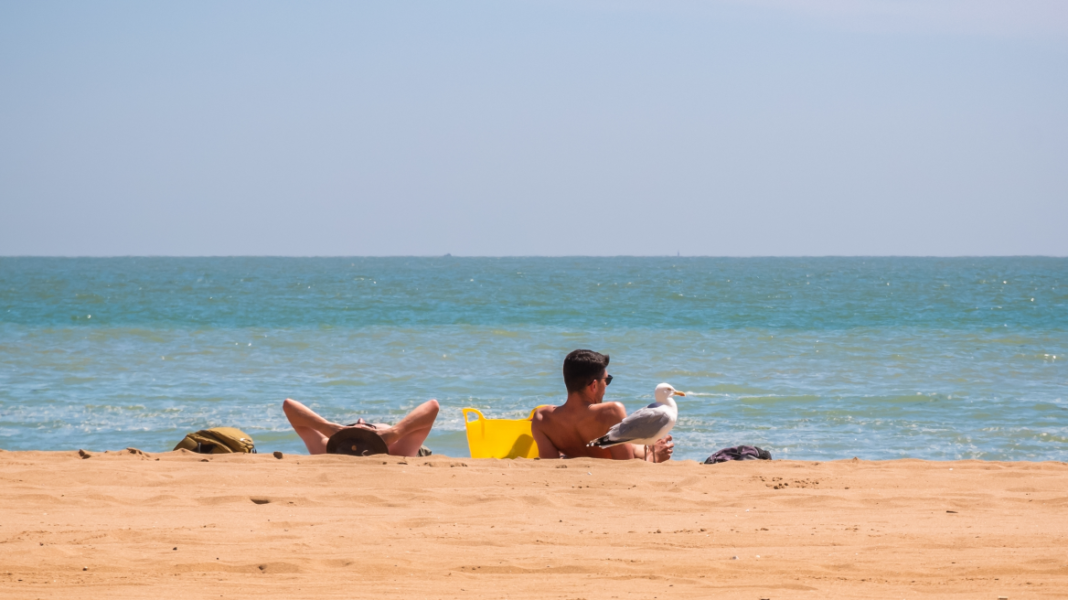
[1,257,1065,461]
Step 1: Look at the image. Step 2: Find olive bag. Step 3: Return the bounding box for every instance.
[173,427,256,454]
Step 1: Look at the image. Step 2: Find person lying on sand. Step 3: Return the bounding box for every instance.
[282,398,439,457]
[531,349,673,461]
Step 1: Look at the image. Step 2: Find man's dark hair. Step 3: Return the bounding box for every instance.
[563,349,610,393]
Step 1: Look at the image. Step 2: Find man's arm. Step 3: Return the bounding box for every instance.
[531,410,563,459]
[608,443,636,460]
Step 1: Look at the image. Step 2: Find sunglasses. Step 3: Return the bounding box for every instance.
[604,374,613,386]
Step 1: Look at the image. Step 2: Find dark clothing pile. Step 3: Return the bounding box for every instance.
[703,445,772,464]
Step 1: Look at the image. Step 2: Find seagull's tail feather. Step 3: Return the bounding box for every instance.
[587,434,622,448]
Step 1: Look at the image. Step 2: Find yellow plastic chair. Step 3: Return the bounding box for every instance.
[462,406,547,459]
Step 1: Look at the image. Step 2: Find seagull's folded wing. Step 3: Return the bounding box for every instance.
[611,406,674,444]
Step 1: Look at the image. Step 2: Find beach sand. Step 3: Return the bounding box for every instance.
[1,450,1065,599]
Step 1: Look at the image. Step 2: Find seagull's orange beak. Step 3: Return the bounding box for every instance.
[673,390,686,396]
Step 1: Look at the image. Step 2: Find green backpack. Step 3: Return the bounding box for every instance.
[173,427,256,454]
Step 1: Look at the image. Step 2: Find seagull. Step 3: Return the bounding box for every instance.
[587,383,683,463]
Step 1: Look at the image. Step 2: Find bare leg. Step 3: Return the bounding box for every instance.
[282,398,440,457]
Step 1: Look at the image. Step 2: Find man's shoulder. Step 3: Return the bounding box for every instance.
[532,404,558,417]
[535,401,625,421]
[531,404,559,424]
[592,401,628,423]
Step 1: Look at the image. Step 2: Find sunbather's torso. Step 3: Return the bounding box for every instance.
[532,402,624,459]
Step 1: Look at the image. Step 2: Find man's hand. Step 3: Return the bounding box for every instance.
[652,435,674,462]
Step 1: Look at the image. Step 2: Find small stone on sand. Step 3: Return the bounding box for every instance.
[273,451,283,459]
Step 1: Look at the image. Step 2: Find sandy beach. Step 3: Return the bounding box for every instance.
[1,450,1065,599]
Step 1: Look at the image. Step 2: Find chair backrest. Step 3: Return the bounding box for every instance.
[462,407,546,459]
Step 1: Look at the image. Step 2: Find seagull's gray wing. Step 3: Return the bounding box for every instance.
[607,406,674,443]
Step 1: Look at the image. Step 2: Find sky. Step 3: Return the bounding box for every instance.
[1,0,1066,256]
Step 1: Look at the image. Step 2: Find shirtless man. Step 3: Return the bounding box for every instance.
[531,349,673,461]
[282,397,439,457]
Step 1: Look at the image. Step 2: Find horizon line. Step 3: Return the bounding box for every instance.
[2,254,1066,259]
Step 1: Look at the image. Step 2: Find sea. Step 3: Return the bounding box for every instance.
[0,257,1065,462]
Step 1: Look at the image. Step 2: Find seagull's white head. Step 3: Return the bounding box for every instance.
[655,382,685,405]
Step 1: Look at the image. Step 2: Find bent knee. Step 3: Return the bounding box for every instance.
[425,398,440,414]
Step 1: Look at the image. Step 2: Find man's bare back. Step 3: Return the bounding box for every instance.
[532,400,632,459]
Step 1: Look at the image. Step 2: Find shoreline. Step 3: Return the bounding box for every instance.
[2,450,1065,598]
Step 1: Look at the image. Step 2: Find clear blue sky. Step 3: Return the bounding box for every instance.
[2,1,1066,256]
